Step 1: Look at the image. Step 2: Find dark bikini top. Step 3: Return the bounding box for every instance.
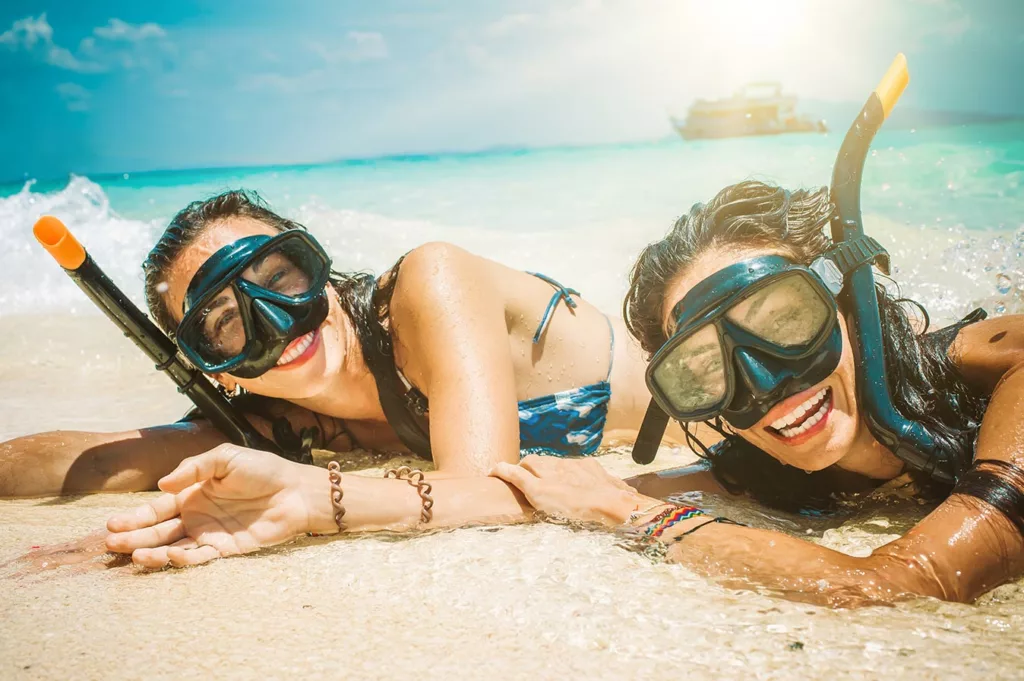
[356,271,585,459]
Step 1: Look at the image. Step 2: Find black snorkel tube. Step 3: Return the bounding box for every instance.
[32,216,311,465]
[829,54,955,484]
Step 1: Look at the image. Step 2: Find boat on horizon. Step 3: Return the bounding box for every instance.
[671,82,827,141]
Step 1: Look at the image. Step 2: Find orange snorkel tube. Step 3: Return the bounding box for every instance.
[32,217,306,463]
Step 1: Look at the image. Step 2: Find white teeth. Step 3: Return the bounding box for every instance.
[769,388,829,431]
[276,332,315,366]
[776,394,831,439]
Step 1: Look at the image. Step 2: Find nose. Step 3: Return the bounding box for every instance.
[252,299,295,336]
[732,347,794,398]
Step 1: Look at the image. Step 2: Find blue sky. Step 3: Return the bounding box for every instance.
[1,0,1021,182]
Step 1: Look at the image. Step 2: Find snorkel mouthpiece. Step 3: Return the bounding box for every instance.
[830,54,955,484]
[33,215,86,270]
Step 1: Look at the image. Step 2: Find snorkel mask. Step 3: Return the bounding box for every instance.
[648,253,846,430]
[632,54,958,484]
[175,230,332,379]
[641,236,887,430]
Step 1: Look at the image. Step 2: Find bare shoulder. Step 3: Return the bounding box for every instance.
[952,314,1024,391]
[390,242,498,314]
[396,242,480,286]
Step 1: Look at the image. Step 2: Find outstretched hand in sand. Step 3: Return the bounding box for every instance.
[105,444,322,568]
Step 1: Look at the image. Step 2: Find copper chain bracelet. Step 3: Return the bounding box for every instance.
[383,466,434,524]
[327,461,347,531]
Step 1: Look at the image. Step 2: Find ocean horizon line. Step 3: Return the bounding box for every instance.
[4,109,1021,191]
[0,135,680,190]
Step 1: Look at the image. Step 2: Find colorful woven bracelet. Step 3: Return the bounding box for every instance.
[642,505,706,539]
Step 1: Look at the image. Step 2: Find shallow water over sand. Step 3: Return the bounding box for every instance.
[3,315,1024,680]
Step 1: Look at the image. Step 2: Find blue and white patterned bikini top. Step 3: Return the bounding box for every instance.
[388,272,615,458]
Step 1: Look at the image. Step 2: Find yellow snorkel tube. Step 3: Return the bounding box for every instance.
[829,54,957,483]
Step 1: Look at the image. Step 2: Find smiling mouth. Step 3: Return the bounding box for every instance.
[275,330,319,368]
[766,387,833,441]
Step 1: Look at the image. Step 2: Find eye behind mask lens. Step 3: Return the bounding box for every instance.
[724,274,832,347]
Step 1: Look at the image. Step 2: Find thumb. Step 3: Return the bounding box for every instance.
[158,445,239,493]
[489,462,541,503]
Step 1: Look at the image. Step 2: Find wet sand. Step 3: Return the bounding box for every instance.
[3,315,1024,680]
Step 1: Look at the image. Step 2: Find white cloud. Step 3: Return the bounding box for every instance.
[55,82,90,111]
[310,31,388,63]
[0,13,53,48]
[93,18,166,42]
[0,14,102,71]
[46,44,100,72]
[0,13,170,73]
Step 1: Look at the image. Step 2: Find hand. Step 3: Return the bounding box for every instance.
[105,443,331,569]
[489,455,656,527]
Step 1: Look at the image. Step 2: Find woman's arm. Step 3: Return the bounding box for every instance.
[0,402,355,498]
[104,444,531,568]
[0,422,227,497]
[388,243,521,475]
[495,358,1024,606]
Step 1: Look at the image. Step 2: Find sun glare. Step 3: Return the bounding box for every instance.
[684,0,811,49]
[657,0,817,97]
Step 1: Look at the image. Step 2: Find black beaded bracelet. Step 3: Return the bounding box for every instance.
[670,516,746,542]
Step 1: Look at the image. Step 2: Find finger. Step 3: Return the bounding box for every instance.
[159,445,238,493]
[105,518,186,554]
[106,493,180,533]
[489,462,541,502]
[167,544,222,568]
[518,455,549,477]
[131,546,171,569]
[170,537,199,550]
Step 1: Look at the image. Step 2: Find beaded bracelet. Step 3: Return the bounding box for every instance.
[384,466,434,523]
[628,502,673,525]
[669,516,745,542]
[642,505,707,539]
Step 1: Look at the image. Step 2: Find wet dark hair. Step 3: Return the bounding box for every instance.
[142,189,398,356]
[624,180,989,512]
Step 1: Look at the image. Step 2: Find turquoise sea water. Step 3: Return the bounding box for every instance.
[1,121,1021,322]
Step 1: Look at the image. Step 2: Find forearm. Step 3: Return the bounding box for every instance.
[663,523,912,607]
[621,496,940,606]
[302,466,532,535]
[0,424,225,497]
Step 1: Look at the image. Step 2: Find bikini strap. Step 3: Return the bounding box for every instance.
[528,272,580,344]
[604,314,615,381]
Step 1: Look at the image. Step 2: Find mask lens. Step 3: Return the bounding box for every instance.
[191,285,247,362]
[724,274,831,347]
[239,238,324,297]
[652,324,727,414]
